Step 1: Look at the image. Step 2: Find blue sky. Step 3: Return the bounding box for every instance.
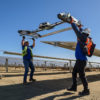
[0,0,100,62]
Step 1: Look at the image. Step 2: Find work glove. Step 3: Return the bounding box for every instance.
[32,37,35,41]
[69,16,74,24]
[22,36,25,40]
[38,34,42,37]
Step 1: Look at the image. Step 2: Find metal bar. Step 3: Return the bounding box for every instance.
[4,51,100,64]
[5,58,8,72]
[29,21,65,33]
[41,27,72,38]
[69,60,72,72]
[4,51,75,61]
[51,21,64,27]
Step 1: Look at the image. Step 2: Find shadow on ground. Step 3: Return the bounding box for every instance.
[0,73,100,100]
[2,71,69,77]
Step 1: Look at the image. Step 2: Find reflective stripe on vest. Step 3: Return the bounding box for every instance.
[22,46,33,57]
[85,38,92,55]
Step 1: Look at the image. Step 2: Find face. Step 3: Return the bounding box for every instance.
[25,42,29,46]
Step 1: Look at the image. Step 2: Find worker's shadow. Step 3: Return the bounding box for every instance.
[0,73,100,100]
[41,93,86,100]
[0,77,73,100]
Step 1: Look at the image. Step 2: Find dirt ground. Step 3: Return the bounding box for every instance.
[0,67,100,100]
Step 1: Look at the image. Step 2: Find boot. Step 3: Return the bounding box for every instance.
[79,89,90,96]
[67,86,77,91]
[29,78,36,82]
[23,81,28,85]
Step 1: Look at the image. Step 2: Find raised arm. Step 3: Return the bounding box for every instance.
[71,22,83,40]
[21,36,25,46]
[70,18,86,42]
[32,38,35,48]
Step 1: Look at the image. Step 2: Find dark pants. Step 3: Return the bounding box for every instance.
[72,60,88,90]
[23,59,35,83]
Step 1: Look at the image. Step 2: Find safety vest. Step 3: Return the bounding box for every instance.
[22,46,33,57]
[85,38,92,56]
[79,37,96,57]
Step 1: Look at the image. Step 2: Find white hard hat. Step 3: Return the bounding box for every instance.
[24,40,28,43]
[82,28,91,35]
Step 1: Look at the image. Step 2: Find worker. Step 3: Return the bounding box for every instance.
[21,36,36,84]
[66,17,90,95]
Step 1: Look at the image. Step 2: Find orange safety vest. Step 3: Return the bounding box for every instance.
[85,38,92,56]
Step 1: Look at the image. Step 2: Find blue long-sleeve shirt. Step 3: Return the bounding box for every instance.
[71,23,87,61]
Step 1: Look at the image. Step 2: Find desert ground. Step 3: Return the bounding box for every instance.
[0,67,100,100]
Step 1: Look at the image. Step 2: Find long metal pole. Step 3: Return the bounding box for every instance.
[41,27,72,38]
